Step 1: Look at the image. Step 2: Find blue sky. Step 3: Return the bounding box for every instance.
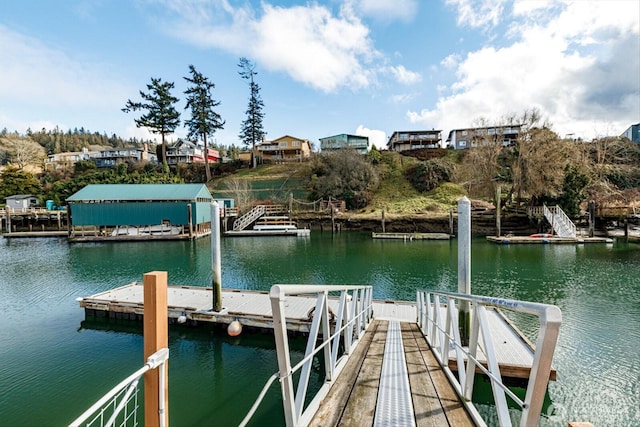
[1,0,638,149]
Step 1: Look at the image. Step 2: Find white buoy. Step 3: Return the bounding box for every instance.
[177,314,187,324]
[227,320,242,337]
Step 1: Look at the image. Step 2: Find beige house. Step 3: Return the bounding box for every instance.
[256,135,311,163]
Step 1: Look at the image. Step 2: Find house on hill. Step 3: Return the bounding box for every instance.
[446,125,522,149]
[165,140,220,165]
[256,135,311,163]
[66,184,213,241]
[319,134,369,153]
[387,130,442,152]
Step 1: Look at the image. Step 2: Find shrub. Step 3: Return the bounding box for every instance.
[406,158,453,192]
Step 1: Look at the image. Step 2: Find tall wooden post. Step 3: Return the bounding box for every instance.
[458,196,471,345]
[381,208,386,233]
[211,202,222,312]
[143,271,168,427]
[187,204,193,238]
[6,207,11,234]
[588,200,595,238]
[449,208,454,236]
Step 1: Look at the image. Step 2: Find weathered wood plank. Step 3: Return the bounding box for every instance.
[309,320,380,427]
[410,326,475,427]
[337,320,388,427]
[401,323,449,427]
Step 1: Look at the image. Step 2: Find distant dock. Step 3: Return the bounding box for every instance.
[224,228,310,237]
[372,232,451,240]
[487,235,613,244]
[78,282,553,381]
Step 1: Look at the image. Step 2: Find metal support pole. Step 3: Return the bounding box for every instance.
[143,271,168,427]
[211,202,222,312]
[458,196,471,345]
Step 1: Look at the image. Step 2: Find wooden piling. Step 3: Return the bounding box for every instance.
[495,185,501,237]
[381,208,386,233]
[211,202,222,312]
[143,271,169,427]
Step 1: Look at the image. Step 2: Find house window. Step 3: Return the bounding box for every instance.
[279,141,288,147]
[292,141,300,147]
[459,140,467,147]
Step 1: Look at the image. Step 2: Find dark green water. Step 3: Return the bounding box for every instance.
[0,233,638,426]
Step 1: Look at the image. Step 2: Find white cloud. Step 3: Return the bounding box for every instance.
[164,1,380,92]
[410,1,640,140]
[355,125,386,149]
[0,25,129,109]
[387,65,422,84]
[446,0,508,29]
[390,93,416,104]
[0,25,135,135]
[440,53,461,69]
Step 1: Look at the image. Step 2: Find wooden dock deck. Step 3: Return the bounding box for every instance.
[78,283,552,381]
[310,320,475,427]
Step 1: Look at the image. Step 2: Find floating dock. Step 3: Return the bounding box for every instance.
[487,235,613,244]
[224,228,310,237]
[78,282,552,381]
[372,232,451,240]
[2,231,68,238]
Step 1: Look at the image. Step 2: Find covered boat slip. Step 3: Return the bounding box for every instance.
[78,283,552,382]
[66,183,214,241]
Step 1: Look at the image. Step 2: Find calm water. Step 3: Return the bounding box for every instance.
[0,233,638,426]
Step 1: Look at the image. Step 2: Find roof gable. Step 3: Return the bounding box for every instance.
[67,184,212,202]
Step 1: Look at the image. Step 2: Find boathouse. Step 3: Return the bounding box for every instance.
[66,184,213,241]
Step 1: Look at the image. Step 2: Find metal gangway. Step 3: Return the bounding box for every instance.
[241,285,561,427]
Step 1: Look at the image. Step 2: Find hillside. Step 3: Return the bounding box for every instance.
[209,152,468,219]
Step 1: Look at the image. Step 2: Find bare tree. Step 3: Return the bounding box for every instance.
[0,135,46,170]
[224,177,254,212]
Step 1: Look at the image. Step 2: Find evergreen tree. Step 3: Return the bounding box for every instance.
[123,77,180,173]
[183,65,225,182]
[238,57,265,168]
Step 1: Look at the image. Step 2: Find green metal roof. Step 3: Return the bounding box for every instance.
[67,184,212,202]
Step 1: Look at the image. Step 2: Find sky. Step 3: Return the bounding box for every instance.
[1,0,639,150]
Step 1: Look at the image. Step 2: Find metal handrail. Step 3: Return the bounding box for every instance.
[241,285,373,427]
[69,348,169,427]
[416,290,561,427]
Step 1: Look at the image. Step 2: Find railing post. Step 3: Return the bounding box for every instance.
[269,286,297,427]
[458,196,471,345]
[143,271,169,427]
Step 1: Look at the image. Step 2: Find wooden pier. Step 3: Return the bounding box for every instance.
[78,283,552,381]
[310,320,475,426]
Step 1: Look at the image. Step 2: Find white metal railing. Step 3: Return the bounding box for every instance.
[69,348,169,427]
[240,285,373,427]
[233,205,266,231]
[543,204,576,238]
[416,290,561,427]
